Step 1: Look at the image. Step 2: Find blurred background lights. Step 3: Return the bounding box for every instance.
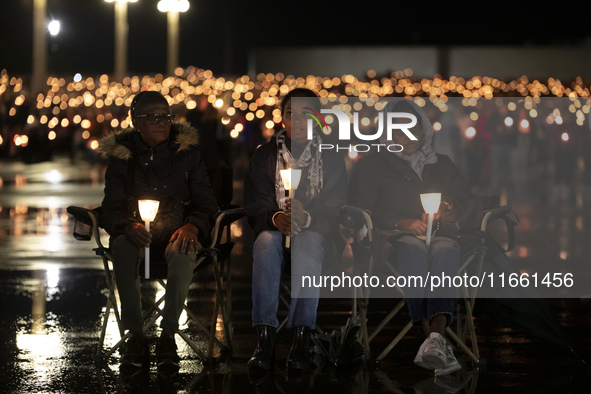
[45,169,63,184]
[464,127,476,139]
[158,0,190,12]
[561,132,569,142]
[48,20,60,36]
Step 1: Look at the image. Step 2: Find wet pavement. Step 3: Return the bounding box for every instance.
[2,157,591,393]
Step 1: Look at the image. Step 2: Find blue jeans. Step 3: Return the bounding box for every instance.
[391,235,460,327]
[252,230,324,329]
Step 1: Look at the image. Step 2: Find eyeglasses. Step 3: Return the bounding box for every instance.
[136,114,175,125]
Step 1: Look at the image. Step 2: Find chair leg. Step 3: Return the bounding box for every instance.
[142,291,166,321]
[183,305,226,350]
[97,258,124,360]
[178,330,208,360]
[211,256,233,351]
[102,259,124,338]
[225,254,233,338]
[208,297,220,359]
[359,298,370,354]
[224,228,235,342]
[368,299,406,342]
[352,287,358,317]
[97,292,113,359]
[463,298,480,360]
[446,327,479,363]
[277,316,288,332]
[376,321,413,361]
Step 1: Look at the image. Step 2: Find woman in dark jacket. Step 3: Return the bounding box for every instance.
[244,88,347,373]
[99,91,217,371]
[349,99,472,376]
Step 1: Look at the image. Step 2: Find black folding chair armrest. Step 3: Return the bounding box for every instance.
[208,207,247,249]
[67,206,106,249]
[339,205,373,242]
[217,207,247,228]
[67,206,98,227]
[481,205,518,230]
[480,205,519,252]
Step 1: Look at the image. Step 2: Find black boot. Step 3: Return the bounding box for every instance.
[248,325,276,372]
[286,326,311,372]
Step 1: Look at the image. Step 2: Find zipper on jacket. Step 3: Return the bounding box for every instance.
[150,149,153,161]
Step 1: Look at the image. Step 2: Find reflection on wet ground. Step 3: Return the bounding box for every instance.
[1,157,591,393]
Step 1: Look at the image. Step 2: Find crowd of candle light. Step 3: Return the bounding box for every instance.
[1,66,590,150]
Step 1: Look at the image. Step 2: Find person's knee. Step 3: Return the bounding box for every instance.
[257,230,282,244]
[394,236,427,258]
[166,248,196,272]
[431,238,461,258]
[294,231,323,252]
[252,231,283,279]
[430,238,461,273]
[110,235,139,261]
[254,230,282,250]
[292,231,324,276]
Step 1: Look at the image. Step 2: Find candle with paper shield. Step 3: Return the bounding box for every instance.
[138,199,160,279]
[420,193,441,251]
[280,168,302,248]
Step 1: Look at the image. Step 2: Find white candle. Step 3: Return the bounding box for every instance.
[420,193,441,252]
[138,199,160,279]
[280,169,302,248]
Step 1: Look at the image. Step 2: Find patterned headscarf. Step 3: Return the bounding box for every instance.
[275,129,323,209]
[380,98,438,179]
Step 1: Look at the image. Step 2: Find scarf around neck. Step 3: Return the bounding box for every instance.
[380,98,438,180]
[275,129,323,210]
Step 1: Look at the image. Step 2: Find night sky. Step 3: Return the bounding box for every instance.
[1,0,590,76]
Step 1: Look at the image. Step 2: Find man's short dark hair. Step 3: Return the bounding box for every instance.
[280,88,319,116]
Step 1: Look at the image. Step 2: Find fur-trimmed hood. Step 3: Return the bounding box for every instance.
[98,122,199,160]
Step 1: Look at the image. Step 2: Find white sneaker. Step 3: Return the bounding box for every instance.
[421,333,448,370]
[413,337,431,369]
[434,344,461,376]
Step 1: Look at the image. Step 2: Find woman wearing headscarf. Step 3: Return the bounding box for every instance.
[348,98,472,376]
[244,88,347,373]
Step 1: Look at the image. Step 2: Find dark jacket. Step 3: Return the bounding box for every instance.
[348,152,472,231]
[244,135,347,238]
[98,123,218,244]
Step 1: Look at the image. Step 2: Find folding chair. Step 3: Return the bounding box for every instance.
[67,166,246,365]
[339,204,519,365]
